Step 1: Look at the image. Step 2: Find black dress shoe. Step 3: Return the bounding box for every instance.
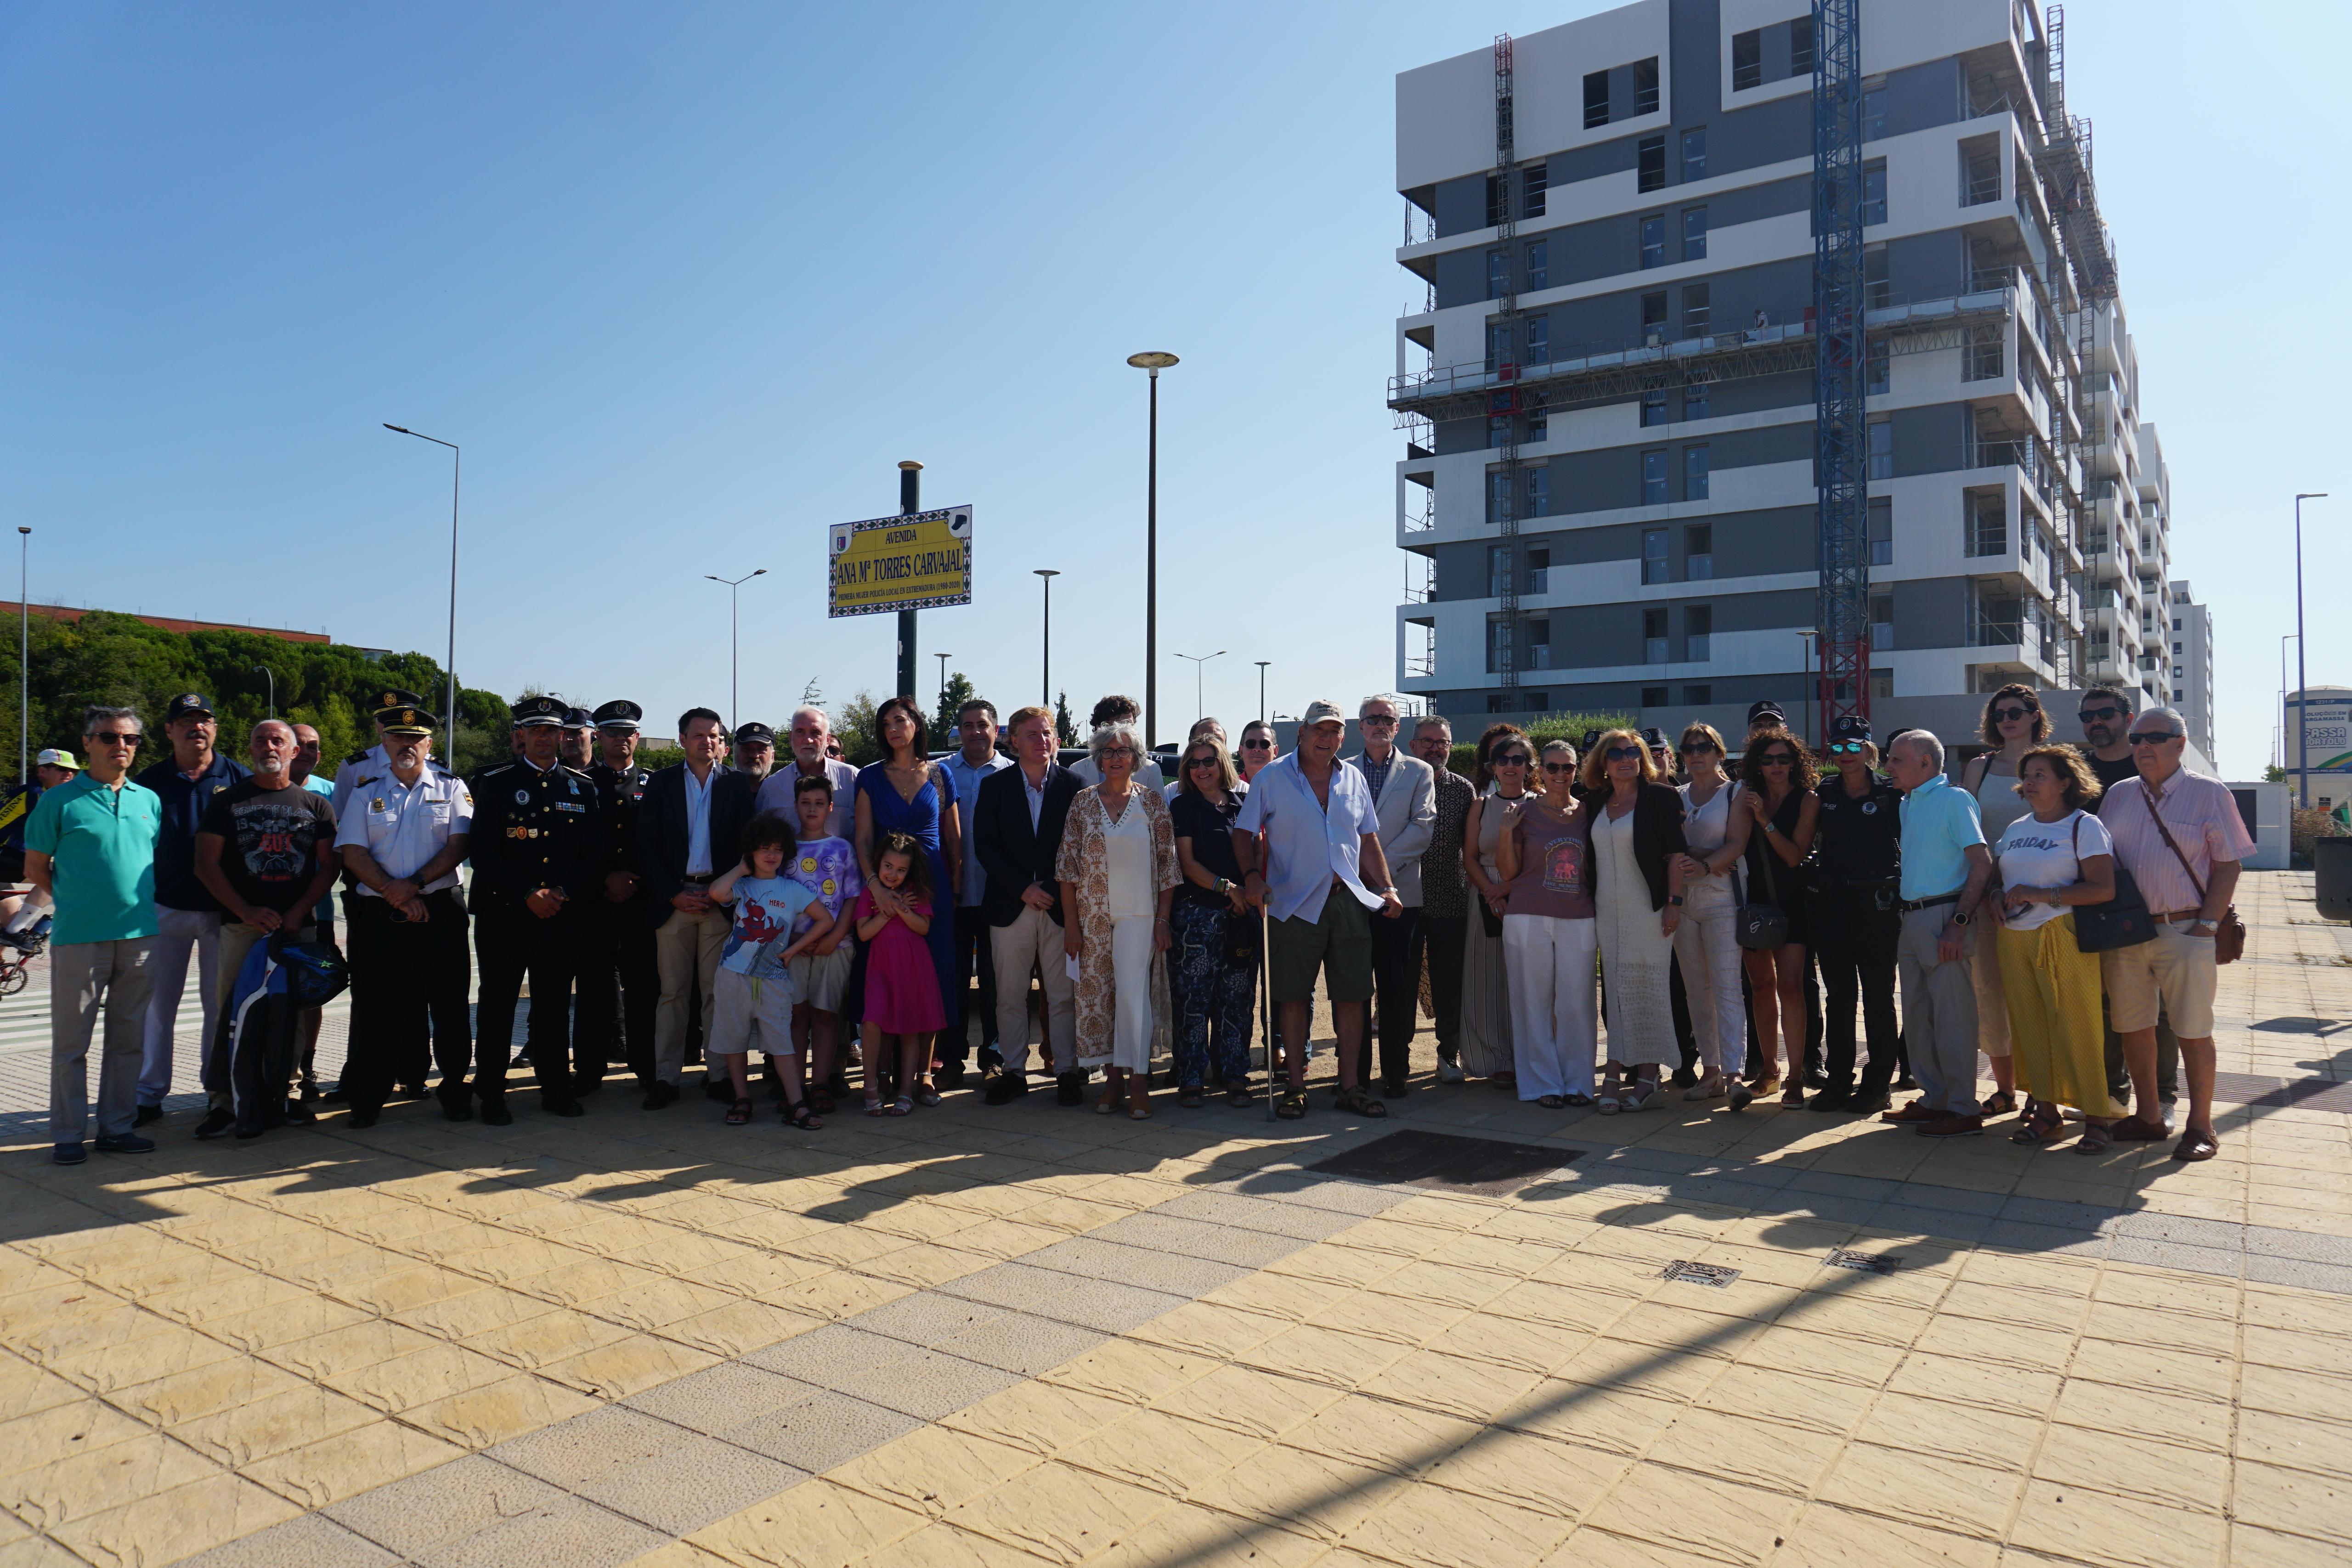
[442,1096,474,1123]
[1380,1077,1408,1100]
[1808,1089,1854,1113]
[644,1081,680,1111]
[703,1076,735,1104]
[394,1082,429,1102]
[53,1141,86,1165]
[93,1133,155,1154]
[1846,1090,1892,1116]
[936,1061,967,1089]
[348,1107,381,1129]
[194,1108,236,1140]
[572,1072,606,1096]
[543,1095,584,1118]
[478,1097,514,1127]
[133,1103,164,1128]
[283,1101,316,1125]
[984,1070,1027,1106]
[1055,1071,1086,1106]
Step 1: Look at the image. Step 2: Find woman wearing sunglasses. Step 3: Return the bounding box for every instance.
[1580,728,1689,1112]
[1808,717,1905,1114]
[1668,723,1747,1101]
[1956,683,2048,1119]
[1456,725,1529,1089]
[1167,734,1258,1108]
[1492,739,1597,1106]
[1736,725,1819,1108]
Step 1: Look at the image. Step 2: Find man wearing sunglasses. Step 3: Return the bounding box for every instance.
[1236,721,1279,785]
[2075,687,2140,794]
[1348,697,1436,1098]
[1408,716,1473,1082]
[2094,708,2250,1162]
[27,707,164,1164]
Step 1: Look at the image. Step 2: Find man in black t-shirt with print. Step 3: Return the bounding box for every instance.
[192,720,339,1139]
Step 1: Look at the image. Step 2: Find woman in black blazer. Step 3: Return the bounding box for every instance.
[1579,728,1688,1112]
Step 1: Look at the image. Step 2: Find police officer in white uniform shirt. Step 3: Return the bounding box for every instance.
[330,687,448,817]
[334,704,475,1127]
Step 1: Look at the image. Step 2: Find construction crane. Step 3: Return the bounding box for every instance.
[1812,0,1867,739]
[1490,33,1523,691]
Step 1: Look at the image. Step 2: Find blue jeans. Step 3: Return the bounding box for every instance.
[1170,900,1256,1089]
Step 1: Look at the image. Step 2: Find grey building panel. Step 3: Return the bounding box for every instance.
[1670,0,1724,122]
[1880,59,1963,140]
[1895,576,1970,652]
[1708,369,1814,420]
[1435,173,1487,239]
[1887,403,1968,478]
[1433,246,1491,311]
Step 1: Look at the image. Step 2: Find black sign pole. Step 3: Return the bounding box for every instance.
[896,462,922,699]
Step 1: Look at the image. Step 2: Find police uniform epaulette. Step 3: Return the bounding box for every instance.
[354,773,384,790]
[476,761,521,779]
[343,749,370,765]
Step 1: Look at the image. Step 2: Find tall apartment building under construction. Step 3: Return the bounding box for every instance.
[1392,0,2175,742]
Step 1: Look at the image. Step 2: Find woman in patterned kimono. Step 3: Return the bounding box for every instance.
[1056,721,1181,1118]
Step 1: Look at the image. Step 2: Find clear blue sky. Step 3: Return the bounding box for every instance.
[3,2,2340,776]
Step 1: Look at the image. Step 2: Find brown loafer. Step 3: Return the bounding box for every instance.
[1881,1100,1941,1124]
[2171,1129,2220,1162]
[2109,1115,2170,1141]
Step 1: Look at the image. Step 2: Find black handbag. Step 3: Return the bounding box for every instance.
[2069,816,2158,953]
[1735,792,1791,950]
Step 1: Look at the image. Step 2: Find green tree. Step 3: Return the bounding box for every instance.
[933,672,980,740]
[835,690,882,767]
[1053,691,1078,749]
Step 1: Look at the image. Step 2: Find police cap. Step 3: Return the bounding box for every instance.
[371,688,428,712]
[510,695,566,728]
[592,700,642,733]
[560,707,594,731]
[376,705,436,736]
[1747,700,1787,728]
[735,722,776,746]
[1829,713,1874,744]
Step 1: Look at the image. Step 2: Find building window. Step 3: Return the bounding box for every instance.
[1868,496,1893,565]
[1644,608,1670,665]
[1526,617,1552,669]
[1643,686,1670,707]
[1486,175,1508,228]
[1685,445,1710,501]
[1486,321,1512,371]
[1634,57,1660,116]
[1684,683,1712,704]
[1487,249,1507,299]
[1527,467,1550,515]
[1526,315,1550,365]
[1684,376,1711,420]
[1682,282,1710,339]
[1681,126,1707,183]
[1642,525,1670,584]
[1685,523,1713,580]
[1485,619,1510,673]
[1863,87,1886,140]
[1638,135,1666,192]
[1870,667,1894,699]
[1682,206,1707,261]
[1524,162,1548,219]
[1487,469,1512,520]
[1964,325,2004,380]
[1968,490,2007,556]
[1640,214,1666,268]
[1641,290,1668,341]
[1488,545,1510,598]
[1525,396,1547,444]
[1864,245,1889,308]
[1866,418,1894,480]
[1584,70,1611,129]
[1860,158,1888,225]
[1524,239,1547,291]
[1642,451,1669,507]
[1487,415,1512,450]
[1960,139,2001,206]
[1866,338,1890,395]
[1641,387,1668,426]
[1686,604,1713,662]
[1788,15,1815,73]
[1731,29,1762,91]
[1487,694,1511,713]
[1527,545,1550,593]
[1871,593,1895,651]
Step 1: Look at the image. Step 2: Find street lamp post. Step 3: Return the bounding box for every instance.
[705,568,768,733]
[1034,570,1060,707]
[897,461,923,699]
[2281,634,2300,775]
[15,528,27,784]
[1255,661,1270,722]
[252,664,276,721]
[383,425,462,750]
[936,652,953,719]
[1127,352,1179,748]
[2296,493,2328,808]
[1175,651,1225,725]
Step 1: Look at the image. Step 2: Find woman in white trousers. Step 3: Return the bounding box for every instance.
[1493,740,1599,1106]
[1670,723,1750,1100]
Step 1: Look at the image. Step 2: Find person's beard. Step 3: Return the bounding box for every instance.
[253,756,286,778]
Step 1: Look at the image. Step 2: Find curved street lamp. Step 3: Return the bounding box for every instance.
[1127,351,1179,746]
[707,568,768,733]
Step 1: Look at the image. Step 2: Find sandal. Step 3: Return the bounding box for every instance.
[1595,1079,1624,1116]
[865,1097,885,1117]
[1981,1091,2018,1117]
[1563,1093,1596,1107]
[1337,1084,1389,1118]
[1178,1087,1205,1108]
[809,1089,837,1117]
[724,1097,753,1125]
[784,1101,823,1131]
[1684,1071,1727,1102]
[2171,1129,2219,1163]
[2009,1102,2065,1147]
[1726,1080,1754,1112]
[1227,1083,1255,1108]
[914,1081,944,1108]
[887,1095,914,1117]
[1129,1105,1152,1121]
[1538,1094,1566,1110]
[1275,1087,1308,1120]
[2074,1123,2113,1156]
[1095,1098,1119,1115]
[1779,1083,1807,1107]
[2109,1114,2170,1141]
[1491,1071,1518,1093]
[1624,1079,1663,1111]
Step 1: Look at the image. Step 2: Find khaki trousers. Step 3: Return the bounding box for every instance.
[654,905,729,1084]
[53,939,154,1142]
[989,905,1076,1075]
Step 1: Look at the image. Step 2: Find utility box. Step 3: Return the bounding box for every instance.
[2226,782,2291,872]
[2316,837,2352,922]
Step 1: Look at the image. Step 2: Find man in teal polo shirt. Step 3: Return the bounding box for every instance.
[1884,729,1994,1138]
[25,705,164,1164]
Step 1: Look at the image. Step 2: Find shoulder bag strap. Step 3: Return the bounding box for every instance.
[2143,789,2209,906]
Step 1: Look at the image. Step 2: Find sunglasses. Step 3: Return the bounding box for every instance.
[2127,731,2182,746]
[1991,706,2035,723]
[2079,707,2124,723]
[1603,746,1643,761]
[89,733,141,746]
[1494,754,1530,767]
[1541,761,1577,773]
[1827,741,1868,755]
[1758,753,1794,766]
[1239,738,1272,749]
[1186,756,1219,769]
[1680,743,1718,756]
[1099,746,1135,758]
[1360,715,1398,727]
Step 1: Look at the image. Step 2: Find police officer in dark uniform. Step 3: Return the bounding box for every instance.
[558,706,597,771]
[575,700,658,1094]
[1808,712,1905,1114]
[466,695,606,1122]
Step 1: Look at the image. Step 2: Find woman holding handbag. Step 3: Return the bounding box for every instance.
[1736,725,1818,1110]
[1994,746,2123,1153]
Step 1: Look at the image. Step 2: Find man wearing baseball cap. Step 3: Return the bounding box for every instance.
[1233,698,1404,1121]
[132,693,248,1126]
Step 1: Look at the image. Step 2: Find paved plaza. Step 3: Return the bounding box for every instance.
[2,869,2349,1568]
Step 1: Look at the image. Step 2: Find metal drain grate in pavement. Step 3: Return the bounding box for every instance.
[1660,1260,1741,1288]
[1823,1248,1904,1275]
[1306,1129,1578,1197]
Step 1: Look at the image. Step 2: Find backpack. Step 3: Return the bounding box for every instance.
[220,935,349,1134]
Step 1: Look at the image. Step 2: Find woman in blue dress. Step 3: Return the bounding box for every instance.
[854,695,961,1100]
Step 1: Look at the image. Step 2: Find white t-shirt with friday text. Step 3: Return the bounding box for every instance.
[1996,809,2113,931]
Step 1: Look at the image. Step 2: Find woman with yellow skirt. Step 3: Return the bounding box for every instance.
[1991,746,2126,1154]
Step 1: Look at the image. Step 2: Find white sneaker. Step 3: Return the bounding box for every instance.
[1436,1057,1466,1083]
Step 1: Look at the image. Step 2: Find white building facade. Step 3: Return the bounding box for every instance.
[2169,577,2213,758]
[1391,0,2174,733]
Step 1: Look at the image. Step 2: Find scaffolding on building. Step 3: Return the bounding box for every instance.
[1489,33,1524,690]
[1812,0,1868,738]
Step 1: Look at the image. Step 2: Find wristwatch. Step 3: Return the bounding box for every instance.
[1668,895,1684,907]
[1951,909,1971,926]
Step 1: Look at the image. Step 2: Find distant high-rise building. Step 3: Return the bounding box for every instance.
[1390,1,2174,734]
[2169,578,2213,759]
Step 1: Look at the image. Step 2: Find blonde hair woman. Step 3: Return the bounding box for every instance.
[1957,683,2050,1119]
[1669,723,1747,1101]
[1492,740,1597,1106]
[1056,722,1180,1117]
[1579,728,1688,1113]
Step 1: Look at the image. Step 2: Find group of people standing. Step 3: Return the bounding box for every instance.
[26,671,2251,1168]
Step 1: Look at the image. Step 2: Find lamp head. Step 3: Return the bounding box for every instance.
[383,423,409,434]
[1126,351,1180,371]
[898,460,924,472]
[1035,569,1060,579]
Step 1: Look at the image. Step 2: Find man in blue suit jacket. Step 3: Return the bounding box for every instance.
[972,705,1081,1104]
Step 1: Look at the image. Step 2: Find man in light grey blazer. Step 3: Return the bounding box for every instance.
[1348,696,1436,1098]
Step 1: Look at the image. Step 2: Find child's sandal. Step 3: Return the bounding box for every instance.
[865,1097,885,1117]
[887,1095,914,1117]
[915,1082,943,1108]
[784,1101,823,1131]
[724,1098,753,1126]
